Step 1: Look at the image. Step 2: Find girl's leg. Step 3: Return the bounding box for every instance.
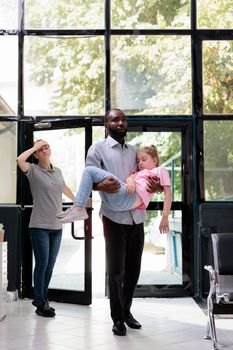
[74,166,118,207]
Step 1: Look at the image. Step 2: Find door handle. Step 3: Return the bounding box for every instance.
[71,217,93,240]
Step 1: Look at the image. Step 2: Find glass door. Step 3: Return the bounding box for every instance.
[126,120,193,297]
[21,118,93,305]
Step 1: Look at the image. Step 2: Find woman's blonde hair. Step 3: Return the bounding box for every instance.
[138,145,160,166]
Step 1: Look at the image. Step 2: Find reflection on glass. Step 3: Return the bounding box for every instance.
[203,41,233,115]
[139,210,182,285]
[112,0,190,29]
[197,0,233,29]
[0,122,17,203]
[50,223,85,291]
[204,121,233,201]
[127,131,182,202]
[25,0,104,29]
[111,36,191,115]
[0,0,18,29]
[0,37,18,116]
[24,36,104,116]
[34,128,86,291]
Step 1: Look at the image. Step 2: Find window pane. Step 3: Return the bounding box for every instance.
[0,37,18,116]
[24,36,104,116]
[112,0,190,29]
[203,41,233,115]
[111,36,192,115]
[204,121,233,201]
[0,122,17,203]
[139,210,182,285]
[0,0,18,29]
[197,0,233,29]
[25,0,104,29]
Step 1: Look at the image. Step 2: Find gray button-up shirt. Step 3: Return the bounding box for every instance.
[86,136,147,225]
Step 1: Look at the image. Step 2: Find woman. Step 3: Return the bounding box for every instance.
[16,139,75,317]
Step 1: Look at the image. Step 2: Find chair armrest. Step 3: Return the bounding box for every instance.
[204,265,216,281]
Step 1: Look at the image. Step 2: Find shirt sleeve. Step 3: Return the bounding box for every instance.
[25,163,34,180]
[86,144,103,168]
[159,167,171,186]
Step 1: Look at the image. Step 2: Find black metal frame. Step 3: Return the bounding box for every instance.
[20,118,93,305]
[127,118,194,296]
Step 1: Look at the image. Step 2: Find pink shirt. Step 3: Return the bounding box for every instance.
[135,167,171,210]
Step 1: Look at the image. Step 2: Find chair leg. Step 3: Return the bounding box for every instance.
[208,310,218,350]
[204,319,211,340]
[204,293,219,350]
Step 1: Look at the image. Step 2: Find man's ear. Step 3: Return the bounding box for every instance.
[33,152,38,160]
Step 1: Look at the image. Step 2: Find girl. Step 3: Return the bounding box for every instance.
[59,145,172,233]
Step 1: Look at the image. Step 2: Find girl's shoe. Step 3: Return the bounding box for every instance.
[56,207,72,219]
[59,207,88,223]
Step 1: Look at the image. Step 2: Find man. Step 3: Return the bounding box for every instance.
[86,109,161,336]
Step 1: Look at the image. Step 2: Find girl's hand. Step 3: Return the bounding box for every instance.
[159,216,169,234]
[126,183,136,195]
[126,176,136,195]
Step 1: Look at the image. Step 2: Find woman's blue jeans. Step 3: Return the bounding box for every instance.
[30,228,62,306]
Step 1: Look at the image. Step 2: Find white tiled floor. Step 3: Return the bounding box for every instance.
[0,297,233,350]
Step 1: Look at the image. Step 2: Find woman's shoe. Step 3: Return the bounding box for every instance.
[36,304,55,317]
[32,299,55,312]
[45,299,55,312]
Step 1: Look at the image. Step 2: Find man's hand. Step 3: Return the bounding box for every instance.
[146,175,163,194]
[95,176,120,193]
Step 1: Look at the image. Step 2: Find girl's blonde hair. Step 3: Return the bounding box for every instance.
[138,145,160,166]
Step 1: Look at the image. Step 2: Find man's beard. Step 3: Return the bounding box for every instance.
[108,127,127,138]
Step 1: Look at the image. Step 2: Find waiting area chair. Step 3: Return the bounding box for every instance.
[204,233,233,350]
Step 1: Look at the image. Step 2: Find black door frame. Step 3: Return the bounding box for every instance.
[19,117,93,305]
[126,117,195,297]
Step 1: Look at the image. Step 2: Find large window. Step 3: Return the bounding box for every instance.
[204,121,233,201]
[203,41,233,115]
[24,36,105,115]
[0,122,17,203]
[0,4,232,209]
[111,36,191,114]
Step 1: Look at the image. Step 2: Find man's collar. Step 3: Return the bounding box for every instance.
[106,135,128,148]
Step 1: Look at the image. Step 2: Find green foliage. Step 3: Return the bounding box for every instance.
[198,0,233,29]
[204,121,233,200]
[111,0,189,28]
[203,41,233,114]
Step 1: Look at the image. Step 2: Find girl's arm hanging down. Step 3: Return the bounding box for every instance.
[159,185,172,234]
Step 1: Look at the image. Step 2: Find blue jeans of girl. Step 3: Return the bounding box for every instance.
[30,228,62,306]
[74,166,137,211]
